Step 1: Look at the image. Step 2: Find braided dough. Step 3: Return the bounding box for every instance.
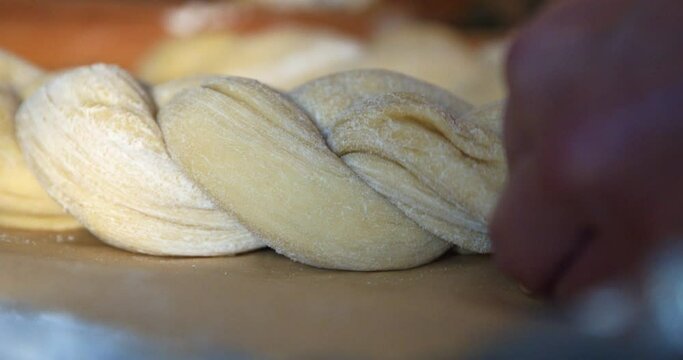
[15,62,505,270]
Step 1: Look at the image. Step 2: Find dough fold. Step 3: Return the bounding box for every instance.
[16,64,263,255]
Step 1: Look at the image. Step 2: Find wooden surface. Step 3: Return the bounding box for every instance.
[0,228,542,358]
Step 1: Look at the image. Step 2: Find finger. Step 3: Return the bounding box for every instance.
[503,0,633,170]
[553,226,646,299]
[491,154,590,295]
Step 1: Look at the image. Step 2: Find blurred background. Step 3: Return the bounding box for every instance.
[0,0,549,105]
[0,0,546,68]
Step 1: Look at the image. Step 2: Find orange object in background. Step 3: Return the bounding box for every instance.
[0,0,542,71]
[0,0,171,70]
[0,0,374,70]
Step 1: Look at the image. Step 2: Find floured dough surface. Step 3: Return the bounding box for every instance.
[292,71,505,253]
[291,69,474,135]
[16,65,264,256]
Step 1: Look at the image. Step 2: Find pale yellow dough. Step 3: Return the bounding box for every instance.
[0,50,48,99]
[138,28,364,89]
[0,51,80,231]
[137,22,508,105]
[16,65,264,255]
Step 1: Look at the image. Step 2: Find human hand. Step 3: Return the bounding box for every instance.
[491,0,683,298]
